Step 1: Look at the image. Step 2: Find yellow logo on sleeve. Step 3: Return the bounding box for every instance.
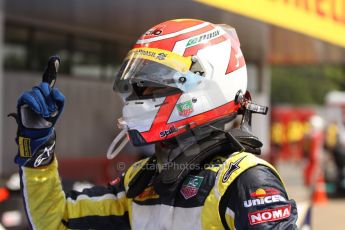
[19,137,32,158]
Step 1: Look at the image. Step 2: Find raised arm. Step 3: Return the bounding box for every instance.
[12,56,129,229]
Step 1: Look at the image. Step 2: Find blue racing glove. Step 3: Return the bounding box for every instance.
[14,56,65,167]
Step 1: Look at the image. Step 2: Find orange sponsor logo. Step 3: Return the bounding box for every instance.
[135,187,159,201]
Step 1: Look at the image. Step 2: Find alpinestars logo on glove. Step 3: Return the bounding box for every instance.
[34,141,55,167]
[180,175,204,199]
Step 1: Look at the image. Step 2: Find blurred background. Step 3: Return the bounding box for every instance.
[0,0,345,229]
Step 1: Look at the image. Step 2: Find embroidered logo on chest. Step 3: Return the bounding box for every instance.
[180,175,204,199]
[135,186,159,201]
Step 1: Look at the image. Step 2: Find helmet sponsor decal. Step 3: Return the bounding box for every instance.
[156,53,168,60]
[137,21,210,45]
[159,126,178,138]
[244,188,286,208]
[222,156,246,183]
[129,49,166,60]
[145,26,165,36]
[186,29,221,48]
[176,100,194,117]
[248,204,291,225]
[125,48,192,73]
[180,175,204,199]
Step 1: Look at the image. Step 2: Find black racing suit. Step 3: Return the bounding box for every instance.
[19,150,298,229]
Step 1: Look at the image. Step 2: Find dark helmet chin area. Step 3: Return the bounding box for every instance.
[127,130,148,146]
[114,77,182,101]
[126,83,182,101]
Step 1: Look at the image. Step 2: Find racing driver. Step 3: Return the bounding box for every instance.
[13,19,298,229]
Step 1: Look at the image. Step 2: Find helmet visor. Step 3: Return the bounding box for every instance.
[113,48,204,99]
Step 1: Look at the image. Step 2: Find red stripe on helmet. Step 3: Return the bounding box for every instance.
[134,25,215,52]
[139,19,206,40]
[141,98,240,143]
[171,100,240,129]
[141,93,182,143]
[225,46,245,75]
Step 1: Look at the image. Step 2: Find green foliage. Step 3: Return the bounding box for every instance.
[271,65,345,105]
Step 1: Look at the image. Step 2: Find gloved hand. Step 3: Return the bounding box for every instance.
[14,56,65,167]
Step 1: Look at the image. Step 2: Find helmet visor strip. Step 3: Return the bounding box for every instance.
[113,48,205,98]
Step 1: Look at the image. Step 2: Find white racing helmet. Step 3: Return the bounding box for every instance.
[108,19,247,158]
